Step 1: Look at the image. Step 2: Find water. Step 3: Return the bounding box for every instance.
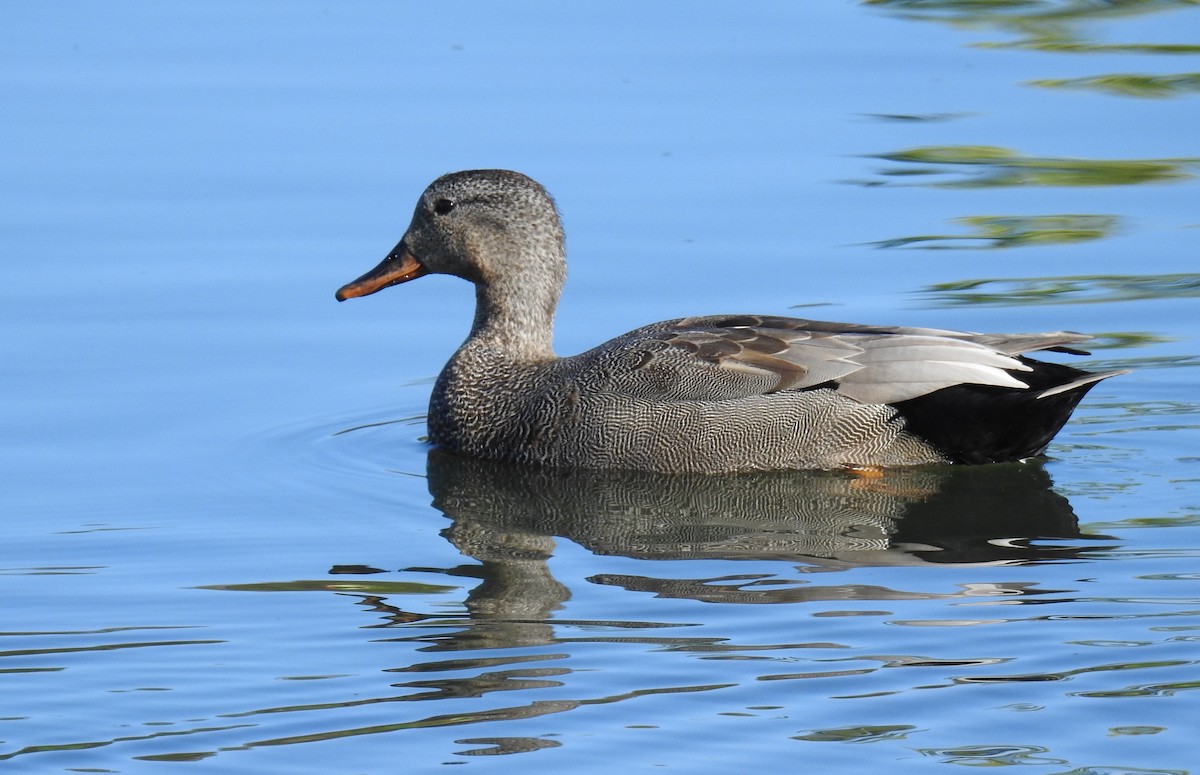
[3,1,1199,772]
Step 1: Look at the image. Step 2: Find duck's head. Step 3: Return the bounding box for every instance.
[335,169,566,302]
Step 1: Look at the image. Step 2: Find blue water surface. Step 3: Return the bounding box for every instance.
[3,2,1199,773]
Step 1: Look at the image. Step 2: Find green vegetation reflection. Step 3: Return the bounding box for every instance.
[1030,72,1200,98]
[864,0,1200,55]
[868,146,1198,187]
[874,214,1119,249]
[923,273,1200,306]
[793,724,918,743]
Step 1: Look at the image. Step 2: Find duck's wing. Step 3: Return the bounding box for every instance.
[591,314,1103,405]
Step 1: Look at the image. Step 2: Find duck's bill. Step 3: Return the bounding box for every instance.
[335,243,429,301]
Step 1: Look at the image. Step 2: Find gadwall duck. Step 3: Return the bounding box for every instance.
[336,169,1125,474]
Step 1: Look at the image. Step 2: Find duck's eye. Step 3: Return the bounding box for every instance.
[433,198,456,216]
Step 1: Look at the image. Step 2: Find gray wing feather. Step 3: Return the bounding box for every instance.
[585,315,1091,406]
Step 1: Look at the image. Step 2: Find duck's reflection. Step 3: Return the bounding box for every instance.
[419,450,1107,629]
[352,452,1113,735]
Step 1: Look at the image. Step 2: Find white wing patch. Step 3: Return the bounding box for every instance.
[833,336,1031,403]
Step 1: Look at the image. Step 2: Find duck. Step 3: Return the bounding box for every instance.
[336,169,1125,474]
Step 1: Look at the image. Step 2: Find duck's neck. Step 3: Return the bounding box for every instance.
[465,273,560,363]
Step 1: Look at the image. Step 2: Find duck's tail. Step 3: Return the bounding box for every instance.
[894,360,1126,465]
